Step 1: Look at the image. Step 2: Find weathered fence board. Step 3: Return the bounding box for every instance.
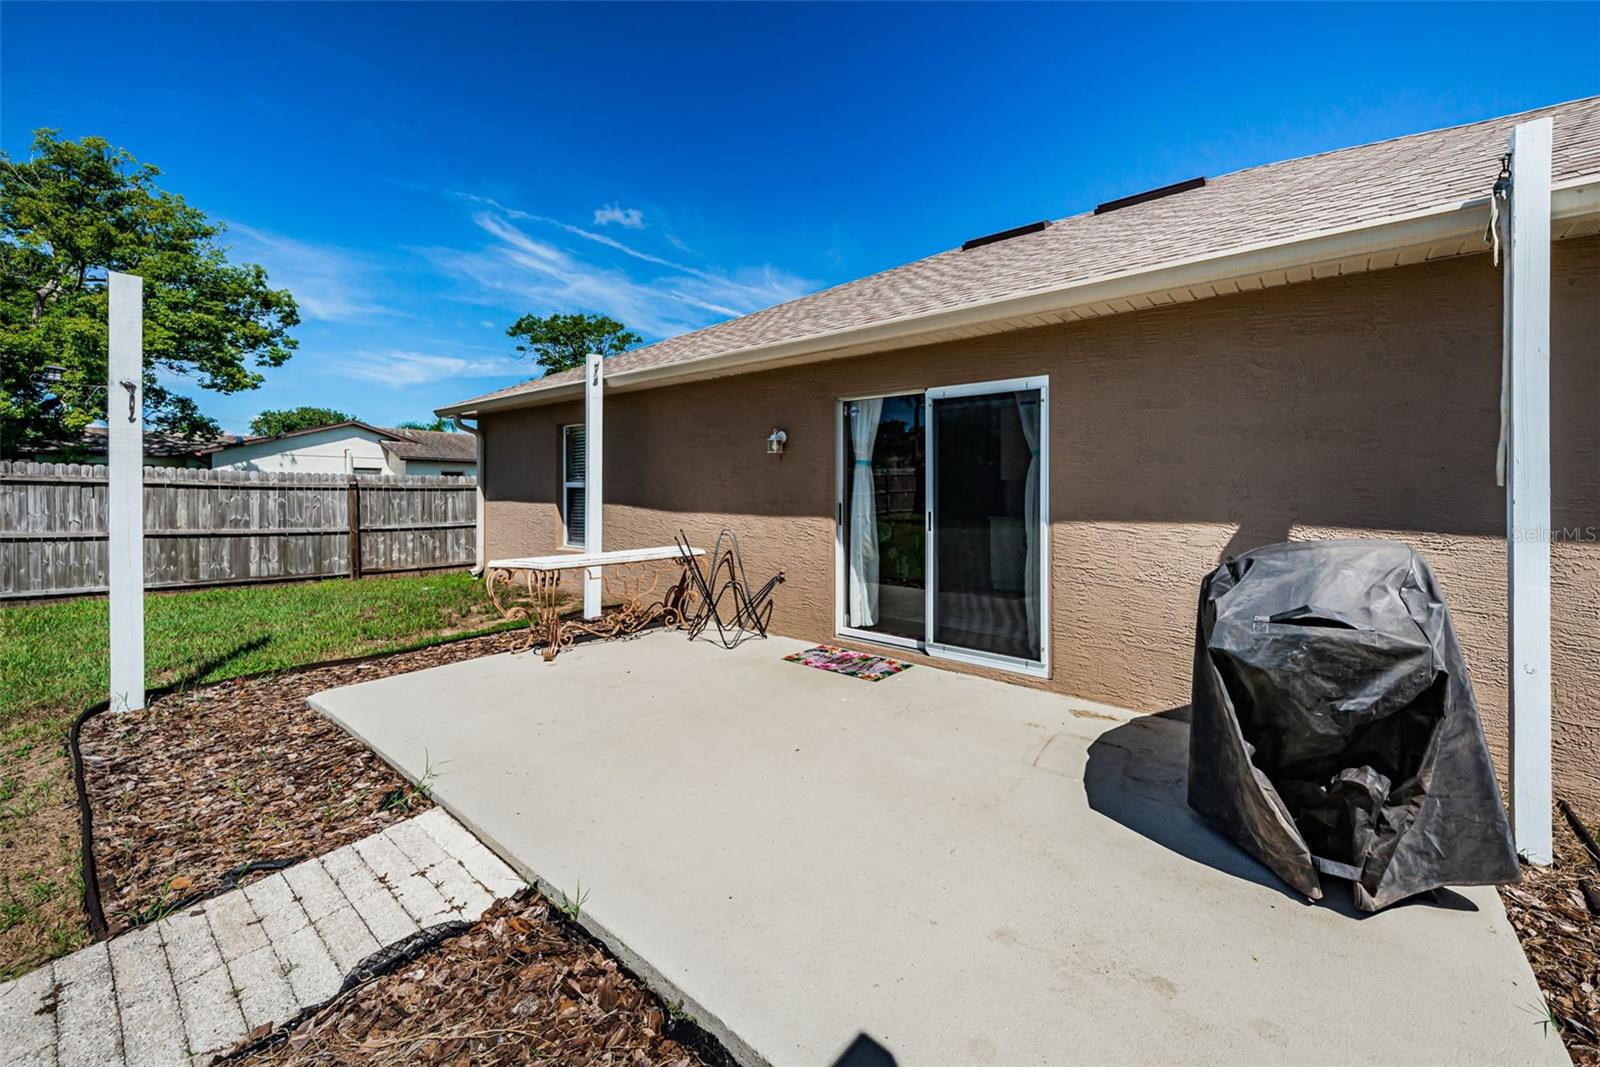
[0,461,477,598]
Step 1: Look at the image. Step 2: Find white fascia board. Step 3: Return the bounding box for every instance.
[441,176,1600,417]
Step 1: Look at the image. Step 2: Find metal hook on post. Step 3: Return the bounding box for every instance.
[120,380,138,423]
[1485,152,1511,266]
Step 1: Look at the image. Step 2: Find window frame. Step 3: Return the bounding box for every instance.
[561,423,586,549]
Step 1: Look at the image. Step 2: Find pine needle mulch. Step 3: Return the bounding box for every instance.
[80,629,533,934]
[238,893,713,1066]
[1499,802,1600,1065]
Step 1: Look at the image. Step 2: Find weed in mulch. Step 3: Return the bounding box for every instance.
[1499,802,1600,1065]
[237,892,709,1066]
[79,629,532,934]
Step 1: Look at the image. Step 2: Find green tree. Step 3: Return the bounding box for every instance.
[1,130,299,453]
[248,406,356,437]
[506,312,640,375]
[396,417,453,432]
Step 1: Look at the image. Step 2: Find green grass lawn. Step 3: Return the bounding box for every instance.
[0,570,525,979]
[1,571,521,733]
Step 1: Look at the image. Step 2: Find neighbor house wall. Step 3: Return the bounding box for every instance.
[210,428,396,474]
[401,459,477,479]
[481,236,1600,810]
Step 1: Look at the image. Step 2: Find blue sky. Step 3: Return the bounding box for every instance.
[3,2,1596,435]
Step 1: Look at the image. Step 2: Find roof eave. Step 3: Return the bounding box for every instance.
[436,175,1600,418]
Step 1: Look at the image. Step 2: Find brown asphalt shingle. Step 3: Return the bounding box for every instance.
[450,97,1600,410]
[380,428,477,462]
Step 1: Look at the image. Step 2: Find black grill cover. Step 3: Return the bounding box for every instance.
[1188,539,1520,911]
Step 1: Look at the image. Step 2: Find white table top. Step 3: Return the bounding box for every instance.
[488,545,703,571]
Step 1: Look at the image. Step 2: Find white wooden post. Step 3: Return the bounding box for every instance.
[583,351,604,619]
[1505,117,1553,865]
[107,271,145,713]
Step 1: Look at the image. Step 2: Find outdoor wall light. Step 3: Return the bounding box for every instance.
[767,428,788,457]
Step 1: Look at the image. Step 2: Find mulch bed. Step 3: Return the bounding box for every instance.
[1499,802,1600,1065]
[80,629,532,934]
[237,893,710,1066]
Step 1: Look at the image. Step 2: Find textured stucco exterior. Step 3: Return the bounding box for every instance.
[480,238,1600,810]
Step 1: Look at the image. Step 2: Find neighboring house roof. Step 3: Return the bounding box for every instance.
[441,96,1600,415]
[205,420,397,451]
[205,421,474,464]
[380,429,476,463]
[33,426,223,460]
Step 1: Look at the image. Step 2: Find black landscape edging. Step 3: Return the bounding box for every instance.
[68,624,524,940]
[219,890,736,1066]
[220,919,473,1061]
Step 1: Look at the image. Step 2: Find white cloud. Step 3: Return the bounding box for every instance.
[225,223,394,323]
[593,204,644,228]
[338,349,526,388]
[425,196,816,341]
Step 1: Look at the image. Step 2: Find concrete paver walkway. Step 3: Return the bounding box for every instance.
[0,808,524,1066]
[312,631,1569,1067]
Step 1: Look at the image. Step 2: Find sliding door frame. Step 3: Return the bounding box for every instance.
[923,375,1050,678]
[833,375,1050,678]
[834,389,924,651]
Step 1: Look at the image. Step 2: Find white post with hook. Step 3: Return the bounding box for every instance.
[107,271,145,712]
[583,351,604,619]
[1504,118,1553,865]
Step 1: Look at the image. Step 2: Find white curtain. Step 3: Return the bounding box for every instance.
[847,398,883,628]
[1018,393,1041,652]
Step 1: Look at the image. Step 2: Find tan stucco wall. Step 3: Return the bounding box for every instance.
[482,237,1600,810]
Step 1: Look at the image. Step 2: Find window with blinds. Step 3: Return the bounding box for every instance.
[562,424,586,548]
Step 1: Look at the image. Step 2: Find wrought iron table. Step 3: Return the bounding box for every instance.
[485,546,704,661]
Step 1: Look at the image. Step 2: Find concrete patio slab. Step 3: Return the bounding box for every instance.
[312,632,1567,1067]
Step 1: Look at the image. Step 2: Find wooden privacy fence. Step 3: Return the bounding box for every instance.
[0,461,477,599]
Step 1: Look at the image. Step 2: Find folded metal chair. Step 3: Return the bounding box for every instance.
[674,528,784,648]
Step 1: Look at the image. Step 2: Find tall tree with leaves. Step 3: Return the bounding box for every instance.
[1,130,299,453]
[506,312,640,375]
[248,406,357,437]
[396,417,453,432]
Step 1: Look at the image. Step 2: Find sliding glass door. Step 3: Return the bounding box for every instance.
[840,394,925,645]
[926,381,1046,668]
[838,377,1047,673]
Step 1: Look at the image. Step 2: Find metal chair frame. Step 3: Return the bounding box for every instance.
[674,528,785,648]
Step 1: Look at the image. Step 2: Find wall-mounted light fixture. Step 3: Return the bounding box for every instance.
[767,428,788,457]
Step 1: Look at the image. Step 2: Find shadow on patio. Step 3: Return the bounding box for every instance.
[1082,705,1480,918]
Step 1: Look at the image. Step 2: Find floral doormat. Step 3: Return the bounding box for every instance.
[783,644,913,681]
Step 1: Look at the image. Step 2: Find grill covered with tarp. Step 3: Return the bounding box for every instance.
[1188,539,1520,911]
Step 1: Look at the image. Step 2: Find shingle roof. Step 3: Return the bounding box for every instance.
[448,97,1600,411]
[206,419,395,450]
[380,428,476,463]
[204,422,473,463]
[37,426,224,459]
